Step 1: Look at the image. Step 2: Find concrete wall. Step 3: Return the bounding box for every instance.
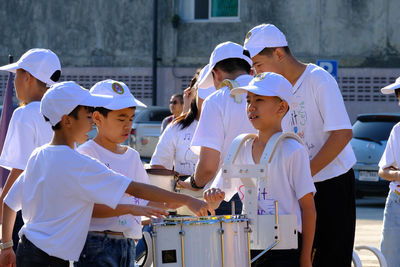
[1,0,400,69]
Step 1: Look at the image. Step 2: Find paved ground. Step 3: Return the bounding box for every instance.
[354,197,386,267]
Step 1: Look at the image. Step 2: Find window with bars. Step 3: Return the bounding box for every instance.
[179,0,240,22]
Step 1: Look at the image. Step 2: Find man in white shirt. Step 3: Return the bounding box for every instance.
[244,24,356,266]
[179,42,257,214]
[0,48,61,251]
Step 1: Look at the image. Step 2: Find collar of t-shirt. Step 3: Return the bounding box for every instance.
[82,140,131,160]
[292,64,313,94]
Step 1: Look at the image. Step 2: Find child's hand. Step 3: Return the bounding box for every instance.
[130,205,169,218]
[0,247,16,267]
[186,198,214,217]
[203,188,225,210]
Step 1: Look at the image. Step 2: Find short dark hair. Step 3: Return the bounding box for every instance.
[214,56,251,74]
[258,46,291,57]
[43,105,93,130]
[94,106,136,118]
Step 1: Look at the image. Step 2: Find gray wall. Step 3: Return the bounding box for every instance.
[1,0,400,68]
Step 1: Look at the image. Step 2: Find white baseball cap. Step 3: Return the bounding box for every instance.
[0,48,61,87]
[231,72,293,107]
[199,42,252,88]
[381,77,400,95]
[197,65,216,99]
[90,79,147,110]
[244,24,288,58]
[40,81,113,126]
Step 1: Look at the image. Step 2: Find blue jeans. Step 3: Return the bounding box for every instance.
[381,190,400,267]
[16,235,69,266]
[75,232,136,267]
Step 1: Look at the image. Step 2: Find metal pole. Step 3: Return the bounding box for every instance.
[152,0,158,106]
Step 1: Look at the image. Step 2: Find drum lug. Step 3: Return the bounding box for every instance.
[244,226,252,233]
[218,228,224,235]
[179,230,185,236]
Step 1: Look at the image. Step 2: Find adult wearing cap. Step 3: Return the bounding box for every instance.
[0,48,61,251]
[179,42,256,215]
[378,78,400,267]
[244,24,356,267]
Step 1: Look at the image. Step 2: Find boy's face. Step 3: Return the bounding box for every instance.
[94,107,135,144]
[252,53,283,76]
[246,92,287,131]
[72,107,94,145]
[14,69,30,102]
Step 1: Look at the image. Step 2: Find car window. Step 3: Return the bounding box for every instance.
[135,109,171,123]
[353,120,399,141]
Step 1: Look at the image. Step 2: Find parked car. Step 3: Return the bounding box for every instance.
[351,113,400,197]
[128,106,171,160]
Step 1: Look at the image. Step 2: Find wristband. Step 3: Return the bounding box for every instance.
[0,241,13,250]
[190,175,204,189]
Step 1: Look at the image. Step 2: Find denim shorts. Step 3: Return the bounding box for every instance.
[75,232,136,267]
[381,190,400,267]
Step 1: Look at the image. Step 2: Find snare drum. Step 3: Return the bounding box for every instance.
[150,215,250,267]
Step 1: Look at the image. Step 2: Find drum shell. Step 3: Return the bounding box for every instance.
[152,216,250,267]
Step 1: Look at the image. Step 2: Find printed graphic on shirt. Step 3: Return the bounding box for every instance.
[288,100,314,158]
[237,182,276,215]
[178,132,198,174]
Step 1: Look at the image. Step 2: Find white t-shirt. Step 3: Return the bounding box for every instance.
[281,64,356,182]
[191,74,257,181]
[151,120,199,175]
[212,137,316,232]
[77,140,149,239]
[4,144,131,261]
[379,122,400,194]
[0,101,52,170]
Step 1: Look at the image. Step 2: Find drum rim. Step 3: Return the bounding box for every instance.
[152,215,248,226]
[145,168,179,176]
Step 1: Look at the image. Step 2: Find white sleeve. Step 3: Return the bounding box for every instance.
[76,157,131,209]
[191,97,224,153]
[289,146,316,199]
[379,126,398,169]
[0,110,36,170]
[4,173,24,212]
[150,124,176,170]
[314,72,352,132]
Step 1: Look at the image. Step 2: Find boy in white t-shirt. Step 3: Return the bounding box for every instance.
[378,78,400,267]
[76,79,169,266]
[204,72,316,267]
[244,24,356,266]
[0,48,61,251]
[179,42,257,215]
[0,81,211,266]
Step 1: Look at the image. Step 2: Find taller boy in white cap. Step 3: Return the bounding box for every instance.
[180,41,256,214]
[0,48,61,250]
[244,24,356,266]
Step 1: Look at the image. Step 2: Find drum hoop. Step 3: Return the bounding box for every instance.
[145,168,179,177]
[152,215,248,226]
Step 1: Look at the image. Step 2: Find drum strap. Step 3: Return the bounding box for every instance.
[217,79,242,103]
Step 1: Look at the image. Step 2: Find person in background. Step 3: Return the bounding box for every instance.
[160,94,183,133]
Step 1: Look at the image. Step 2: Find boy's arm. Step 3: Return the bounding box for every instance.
[310,129,353,176]
[0,168,23,221]
[92,203,168,218]
[378,166,400,182]
[298,193,316,267]
[125,182,213,216]
[0,203,17,266]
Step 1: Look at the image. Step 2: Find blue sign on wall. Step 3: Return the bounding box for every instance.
[316,60,338,80]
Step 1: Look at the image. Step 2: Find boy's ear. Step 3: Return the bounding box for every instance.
[60,115,73,128]
[277,100,289,116]
[275,48,286,61]
[92,111,103,126]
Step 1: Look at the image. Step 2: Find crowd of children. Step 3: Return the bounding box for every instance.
[0,23,378,267]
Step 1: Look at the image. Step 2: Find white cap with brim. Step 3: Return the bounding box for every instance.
[90,79,147,110]
[199,42,253,89]
[0,48,61,87]
[244,24,288,58]
[231,72,293,107]
[381,77,400,95]
[40,81,113,126]
[197,64,216,99]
